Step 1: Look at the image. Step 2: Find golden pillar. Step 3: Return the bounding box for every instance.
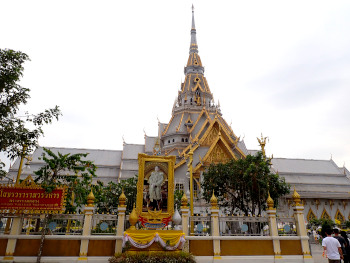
[3,216,23,261]
[115,190,127,254]
[210,191,221,259]
[292,188,313,261]
[266,192,282,260]
[78,189,95,261]
[187,147,194,235]
[4,145,31,235]
[180,192,189,236]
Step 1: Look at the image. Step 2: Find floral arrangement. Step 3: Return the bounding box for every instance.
[109,252,196,263]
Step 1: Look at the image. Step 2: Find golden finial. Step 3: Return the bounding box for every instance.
[266,192,274,210]
[118,189,127,207]
[87,187,95,207]
[210,190,218,208]
[257,133,268,157]
[181,192,188,208]
[292,186,301,206]
[129,203,138,230]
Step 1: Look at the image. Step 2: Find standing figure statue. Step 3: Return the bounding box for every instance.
[148,166,164,203]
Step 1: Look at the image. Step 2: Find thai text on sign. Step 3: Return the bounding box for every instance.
[0,186,67,213]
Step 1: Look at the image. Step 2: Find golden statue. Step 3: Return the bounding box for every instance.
[257,133,268,157]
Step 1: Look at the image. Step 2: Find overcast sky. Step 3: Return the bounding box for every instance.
[1,0,350,170]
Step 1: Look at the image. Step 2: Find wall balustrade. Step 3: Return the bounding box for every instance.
[91,213,118,235]
[189,215,211,236]
[276,215,297,236]
[219,215,270,236]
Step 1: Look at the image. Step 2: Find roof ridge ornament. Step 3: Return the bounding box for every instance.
[257,133,268,157]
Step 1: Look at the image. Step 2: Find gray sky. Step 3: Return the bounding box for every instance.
[1,0,350,170]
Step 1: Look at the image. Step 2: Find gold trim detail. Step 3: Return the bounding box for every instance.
[335,209,345,222]
[307,208,316,221]
[321,208,330,220]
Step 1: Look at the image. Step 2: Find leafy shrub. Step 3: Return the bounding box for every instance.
[109,252,196,263]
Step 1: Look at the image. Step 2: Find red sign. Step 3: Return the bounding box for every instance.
[139,215,172,229]
[0,186,67,213]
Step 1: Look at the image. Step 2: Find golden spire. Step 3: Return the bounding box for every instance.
[87,188,95,207]
[129,203,138,230]
[266,192,274,210]
[181,192,188,208]
[292,186,301,206]
[118,189,127,207]
[210,190,218,208]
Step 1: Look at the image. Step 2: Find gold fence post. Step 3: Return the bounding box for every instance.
[115,190,126,254]
[180,192,189,236]
[78,189,95,261]
[266,192,282,260]
[292,188,313,262]
[3,215,23,261]
[210,191,221,259]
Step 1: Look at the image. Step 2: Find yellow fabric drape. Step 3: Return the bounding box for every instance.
[124,230,184,246]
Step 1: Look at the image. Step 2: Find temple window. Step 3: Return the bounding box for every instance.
[175,183,184,192]
[194,182,198,198]
[182,138,184,142]
[168,140,170,144]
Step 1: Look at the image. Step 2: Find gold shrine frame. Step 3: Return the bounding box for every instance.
[136,154,176,217]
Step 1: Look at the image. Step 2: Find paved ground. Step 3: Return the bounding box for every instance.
[310,242,328,262]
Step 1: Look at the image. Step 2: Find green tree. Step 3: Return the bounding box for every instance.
[33,147,96,262]
[0,49,61,177]
[201,151,290,216]
[174,189,184,211]
[94,176,138,214]
[34,147,96,213]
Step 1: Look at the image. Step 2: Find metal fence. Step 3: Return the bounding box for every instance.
[91,213,118,235]
[0,213,15,234]
[219,215,270,236]
[20,213,84,235]
[277,215,297,236]
[49,214,84,235]
[189,216,211,236]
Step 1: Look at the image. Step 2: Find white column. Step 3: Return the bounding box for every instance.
[115,206,126,254]
[3,216,23,261]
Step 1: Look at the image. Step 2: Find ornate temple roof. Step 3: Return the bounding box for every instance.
[159,6,246,172]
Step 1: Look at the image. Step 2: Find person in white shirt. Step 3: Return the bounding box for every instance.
[322,228,344,263]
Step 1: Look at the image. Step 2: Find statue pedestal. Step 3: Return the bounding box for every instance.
[123,230,185,254]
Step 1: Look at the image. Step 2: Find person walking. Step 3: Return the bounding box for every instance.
[322,228,344,263]
[334,229,347,263]
[340,231,350,263]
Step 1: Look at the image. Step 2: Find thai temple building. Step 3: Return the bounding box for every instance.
[8,7,350,223]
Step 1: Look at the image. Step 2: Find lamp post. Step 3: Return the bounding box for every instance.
[15,145,32,185]
[5,146,31,234]
[186,147,194,234]
[188,148,194,218]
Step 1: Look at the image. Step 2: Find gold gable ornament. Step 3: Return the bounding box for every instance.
[19,175,38,188]
[307,209,317,221]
